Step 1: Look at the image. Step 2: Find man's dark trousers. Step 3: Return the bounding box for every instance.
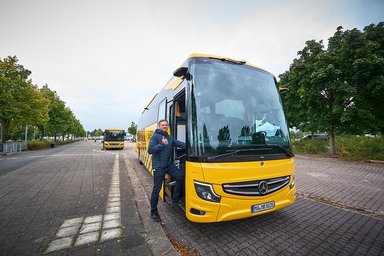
[150,163,184,212]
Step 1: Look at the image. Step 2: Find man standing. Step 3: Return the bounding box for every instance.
[148,119,185,222]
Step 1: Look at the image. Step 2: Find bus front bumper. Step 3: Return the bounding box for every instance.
[185,185,296,223]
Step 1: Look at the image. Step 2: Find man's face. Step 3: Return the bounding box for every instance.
[159,121,169,132]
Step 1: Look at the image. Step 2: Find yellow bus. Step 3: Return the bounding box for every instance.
[103,128,126,150]
[137,53,296,223]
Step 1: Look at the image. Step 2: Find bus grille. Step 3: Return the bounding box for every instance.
[222,176,290,196]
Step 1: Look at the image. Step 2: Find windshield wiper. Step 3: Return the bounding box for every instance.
[209,57,246,65]
[207,150,242,160]
[265,144,294,157]
[206,144,294,160]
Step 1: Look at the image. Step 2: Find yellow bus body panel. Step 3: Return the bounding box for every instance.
[136,125,169,201]
[103,141,125,150]
[185,159,296,223]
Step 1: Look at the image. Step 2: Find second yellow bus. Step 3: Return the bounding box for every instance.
[103,128,126,150]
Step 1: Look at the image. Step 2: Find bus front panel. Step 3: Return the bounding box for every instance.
[185,159,296,223]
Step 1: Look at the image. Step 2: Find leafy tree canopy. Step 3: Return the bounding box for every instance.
[279,22,384,154]
[0,56,49,143]
[128,121,137,135]
[1,56,85,143]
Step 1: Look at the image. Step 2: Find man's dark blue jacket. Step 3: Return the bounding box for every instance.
[148,129,186,170]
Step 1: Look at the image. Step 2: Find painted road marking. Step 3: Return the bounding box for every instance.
[306,172,330,178]
[44,154,122,254]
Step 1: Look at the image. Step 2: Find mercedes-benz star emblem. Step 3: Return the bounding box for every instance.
[258,181,268,195]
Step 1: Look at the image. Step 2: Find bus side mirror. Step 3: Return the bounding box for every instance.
[279,87,288,94]
[173,66,188,78]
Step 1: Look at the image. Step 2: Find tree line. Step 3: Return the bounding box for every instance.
[279,22,384,154]
[0,56,85,144]
[87,122,137,138]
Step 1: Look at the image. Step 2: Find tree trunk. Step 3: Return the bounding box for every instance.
[0,119,9,144]
[39,128,44,141]
[328,129,336,156]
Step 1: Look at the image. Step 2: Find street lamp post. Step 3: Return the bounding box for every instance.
[25,125,28,144]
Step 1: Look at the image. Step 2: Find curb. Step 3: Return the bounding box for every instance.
[365,159,384,164]
[123,153,179,256]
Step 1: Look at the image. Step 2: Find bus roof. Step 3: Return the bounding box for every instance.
[161,53,273,91]
[187,53,269,73]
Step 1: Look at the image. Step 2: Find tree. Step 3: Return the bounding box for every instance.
[62,108,85,140]
[90,129,97,137]
[40,85,69,141]
[66,117,85,139]
[279,23,384,155]
[279,39,349,155]
[95,129,103,137]
[332,23,384,134]
[128,122,137,135]
[0,56,49,143]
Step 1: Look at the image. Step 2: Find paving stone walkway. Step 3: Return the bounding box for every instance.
[0,142,171,255]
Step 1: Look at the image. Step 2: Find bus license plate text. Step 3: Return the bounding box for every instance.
[251,201,275,213]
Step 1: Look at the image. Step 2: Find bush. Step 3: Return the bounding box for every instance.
[336,136,384,161]
[28,140,51,150]
[292,135,384,161]
[292,139,328,155]
[27,139,79,150]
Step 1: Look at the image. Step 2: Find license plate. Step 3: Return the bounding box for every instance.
[251,201,275,213]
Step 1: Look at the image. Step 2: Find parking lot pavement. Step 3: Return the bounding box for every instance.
[295,154,384,218]
[2,141,383,255]
[0,142,157,255]
[125,142,384,256]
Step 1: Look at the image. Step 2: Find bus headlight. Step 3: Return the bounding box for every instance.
[194,181,221,202]
[290,175,295,189]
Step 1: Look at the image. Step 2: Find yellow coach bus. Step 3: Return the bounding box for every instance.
[136,53,296,223]
[103,128,126,150]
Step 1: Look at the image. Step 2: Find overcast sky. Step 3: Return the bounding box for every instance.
[1,0,383,132]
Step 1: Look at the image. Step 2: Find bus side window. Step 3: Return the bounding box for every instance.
[174,98,186,160]
[157,98,167,123]
[177,124,186,143]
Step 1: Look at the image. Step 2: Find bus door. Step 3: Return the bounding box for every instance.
[174,92,187,204]
[164,91,186,201]
[157,97,169,202]
[173,90,186,163]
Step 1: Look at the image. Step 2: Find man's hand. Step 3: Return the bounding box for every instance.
[162,136,168,145]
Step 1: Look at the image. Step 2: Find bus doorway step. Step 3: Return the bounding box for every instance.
[166,181,176,187]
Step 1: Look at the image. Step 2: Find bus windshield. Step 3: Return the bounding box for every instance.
[104,130,125,141]
[188,57,291,162]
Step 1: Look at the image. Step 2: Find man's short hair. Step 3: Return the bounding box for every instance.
[158,119,168,126]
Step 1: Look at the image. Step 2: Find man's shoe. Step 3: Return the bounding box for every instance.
[151,211,161,222]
